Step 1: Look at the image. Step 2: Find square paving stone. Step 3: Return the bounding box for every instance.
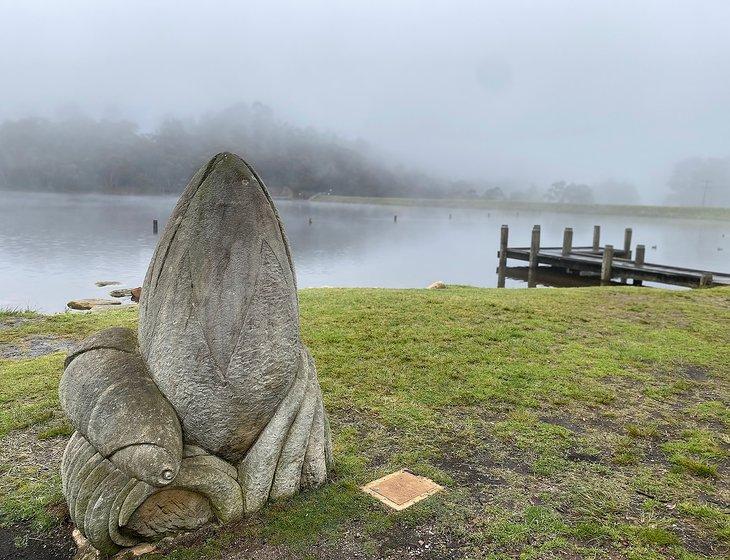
[361,469,443,510]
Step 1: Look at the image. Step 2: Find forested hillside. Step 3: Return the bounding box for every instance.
[0,103,443,198]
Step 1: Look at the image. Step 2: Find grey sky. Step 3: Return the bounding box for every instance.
[1,0,729,200]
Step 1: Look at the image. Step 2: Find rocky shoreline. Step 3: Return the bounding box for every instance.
[67,284,141,311]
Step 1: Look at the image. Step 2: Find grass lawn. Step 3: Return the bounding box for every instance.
[312,195,730,222]
[1,286,728,559]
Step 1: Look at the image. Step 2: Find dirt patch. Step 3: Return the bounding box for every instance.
[565,450,602,463]
[0,428,67,477]
[0,336,75,359]
[0,524,74,560]
[681,365,709,382]
[540,415,585,434]
[378,523,468,560]
[0,317,35,331]
[434,451,505,487]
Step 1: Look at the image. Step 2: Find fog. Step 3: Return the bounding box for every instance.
[1,0,729,203]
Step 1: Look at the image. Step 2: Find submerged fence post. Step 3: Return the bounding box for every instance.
[153,219,158,235]
[601,244,614,285]
[528,225,540,288]
[562,227,573,256]
[634,244,645,286]
[497,224,509,288]
[592,225,601,252]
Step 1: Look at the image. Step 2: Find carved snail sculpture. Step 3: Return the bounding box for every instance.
[60,153,332,555]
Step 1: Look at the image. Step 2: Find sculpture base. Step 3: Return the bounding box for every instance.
[72,529,158,560]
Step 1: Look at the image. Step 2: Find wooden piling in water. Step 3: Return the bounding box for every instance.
[592,225,600,252]
[620,228,633,283]
[498,224,509,288]
[153,219,158,234]
[601,244,614,285]
[634,244,645,286]
[699,273,713,288]
[623,228,633,259]
[562,227,573,256]
[528,225,540,288]
[394,215,398,223]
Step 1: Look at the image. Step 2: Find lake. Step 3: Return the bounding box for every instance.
[1,191,728,312]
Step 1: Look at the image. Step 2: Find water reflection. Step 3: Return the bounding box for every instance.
[0,192,728,312]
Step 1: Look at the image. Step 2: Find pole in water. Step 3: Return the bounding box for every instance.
[153,219,158,235]
[528,224,540,288]
[601,244,614,285]
[308,217,312,225]
[699,273,713,288]
[634,244,645,286]
[449,213,452,220]
[623,228,633,259]
[619,228,633,283]
[562,227,573,256]
[592,225,600,252]
[497,224,509,288]
[394,214,397,223]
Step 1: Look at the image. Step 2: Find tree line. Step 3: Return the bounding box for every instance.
[1,103,726,206]
[0,103,444,198]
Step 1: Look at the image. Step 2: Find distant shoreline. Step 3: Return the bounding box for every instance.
[310,194,730,221]
[4,189,729,221]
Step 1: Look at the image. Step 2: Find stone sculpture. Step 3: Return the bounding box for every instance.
[59,153,332,555]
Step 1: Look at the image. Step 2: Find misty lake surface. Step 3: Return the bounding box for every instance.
[1,191,728,313]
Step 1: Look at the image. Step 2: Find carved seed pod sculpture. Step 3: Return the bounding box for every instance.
[60,153,332,555]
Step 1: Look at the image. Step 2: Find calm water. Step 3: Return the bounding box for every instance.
[1,191,728,312]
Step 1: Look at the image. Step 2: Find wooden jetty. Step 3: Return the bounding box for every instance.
[497,224,730,289]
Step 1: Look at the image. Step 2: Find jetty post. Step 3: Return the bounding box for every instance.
[497,224,508,288]
[634,244,645,286]
[592,225,601,252]
[601,244,614,285]
[562,227,573,256]
[153,219,158,234]
[528,224,540,288]
[394,214,398,223]
[623,228,633,259]
[618,228,632,283]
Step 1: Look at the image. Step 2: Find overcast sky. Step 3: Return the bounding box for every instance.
[1,0,729,199]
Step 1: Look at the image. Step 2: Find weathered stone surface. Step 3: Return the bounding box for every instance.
[61,153,332,554]
[68,298,121,310]
[61,328,183,486]
[62,434,243,555]
[110,288,133,298]
[427,281,447,289]
[130,287,142,302]
[96,281,121,287]
[125,489,213,537]
[139,152,300,463]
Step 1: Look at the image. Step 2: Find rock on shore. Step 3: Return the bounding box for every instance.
[67,299,122,310]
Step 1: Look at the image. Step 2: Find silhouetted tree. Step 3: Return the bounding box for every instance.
[544,181,594,204]
[666,157,730,207]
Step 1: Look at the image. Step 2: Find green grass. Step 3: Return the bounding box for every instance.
[0,307,37,319]
[1,286,729,558]
[312,194,730,221]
